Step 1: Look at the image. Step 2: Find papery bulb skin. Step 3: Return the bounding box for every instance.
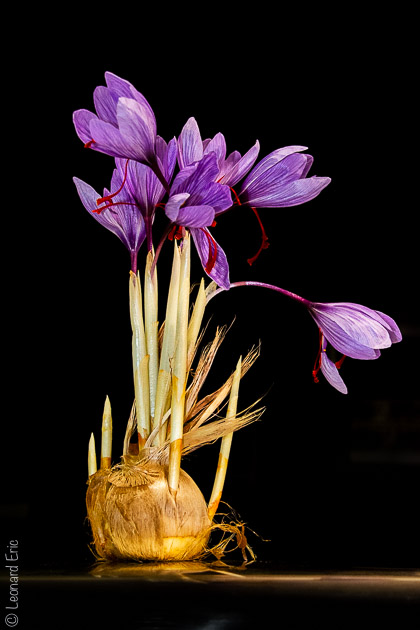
[86,460,211,562]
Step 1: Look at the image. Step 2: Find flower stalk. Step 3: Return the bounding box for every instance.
[168,233,191,495]
[153,240,181,445]
[129,271,150,447]
[144,251,159,425]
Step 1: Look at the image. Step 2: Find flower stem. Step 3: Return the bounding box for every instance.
[206,281,310,307]
[129,271,150,448]
[130,250,138,274]
[144,251,159,425]
[207,356,242,521]
[153,240,181,445]
[168,234,190,495]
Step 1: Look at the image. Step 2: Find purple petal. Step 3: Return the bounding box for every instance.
[165,193,191,222]
[175,205,215,228]
[114,158,164,216]
[240,146,308,194]
[218,140,261,187]
[190,227,230,289]
[320,350,348,394]
[374,310,402,343]
[166,193,216,228]
[156,136,177,183]
[105,72,155,120]
[89,117,142,160]
[73,109,98,144]
[171,153,232,212]
[116,97,157,163]
[93,86,119,126]
[240,152,330,207]
[177,117,203,169]
[245,175,331,208]
[309,302,396,360]
[204,132,227,166]
[73,177,145,253]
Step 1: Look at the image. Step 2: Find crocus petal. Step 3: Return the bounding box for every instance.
[166,193,215,228]
[204,132,227,167]
[308,302,401,360]
[240,153,331,207]
[177,117,204,169]
[89,117,142,160]
[171,153,232,213]
[320,351,348,394]
[73,109,98,144]
[374,310,403,343]
[156,136,177,183]
[165,193,191,222]
[218,140,261,187]
[73,177,145,253]
[240,146,308,194]
[115,158,165,215]
[190,227,230,289]
[105,72,156,121]
[246,175,331,208]
[93,86,119,126]
[116,98,157,164]
[175,205,216,228]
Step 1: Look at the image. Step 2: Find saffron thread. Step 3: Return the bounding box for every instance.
[96,160,130,206]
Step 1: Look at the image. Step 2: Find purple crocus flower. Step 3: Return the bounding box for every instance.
[73,72,169,192]
[238,147,331,208]
[73,136,176,267]
[307,301,402,361]
[177,117,260,187]
[207,281,402,393]
[73,166,146,271]
[235,147,331,264]
[165,152,233,288]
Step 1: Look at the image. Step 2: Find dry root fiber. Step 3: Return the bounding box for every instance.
[86,456,211,562]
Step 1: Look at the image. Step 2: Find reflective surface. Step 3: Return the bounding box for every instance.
[11,562,420,629]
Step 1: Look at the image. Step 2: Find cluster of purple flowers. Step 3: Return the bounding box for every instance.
[73,72,401,394]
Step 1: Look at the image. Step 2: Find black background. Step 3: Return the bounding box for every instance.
[3,10,418,581]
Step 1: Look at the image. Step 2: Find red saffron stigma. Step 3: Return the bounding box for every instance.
[168,225,184,241]
[200,228,218,273]
[247,207,270,266]
[230,187,242,206]
[93,201,138,215]
[335,355,346,369]
[84,139,96,149]
[96,159,130,206]
[312,329,324,384]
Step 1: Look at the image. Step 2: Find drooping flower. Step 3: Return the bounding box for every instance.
[165,152,233,288]
[306,301,402,360]
[73,72,169,192]
[207,281,402,392]
[177,117,260,187]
